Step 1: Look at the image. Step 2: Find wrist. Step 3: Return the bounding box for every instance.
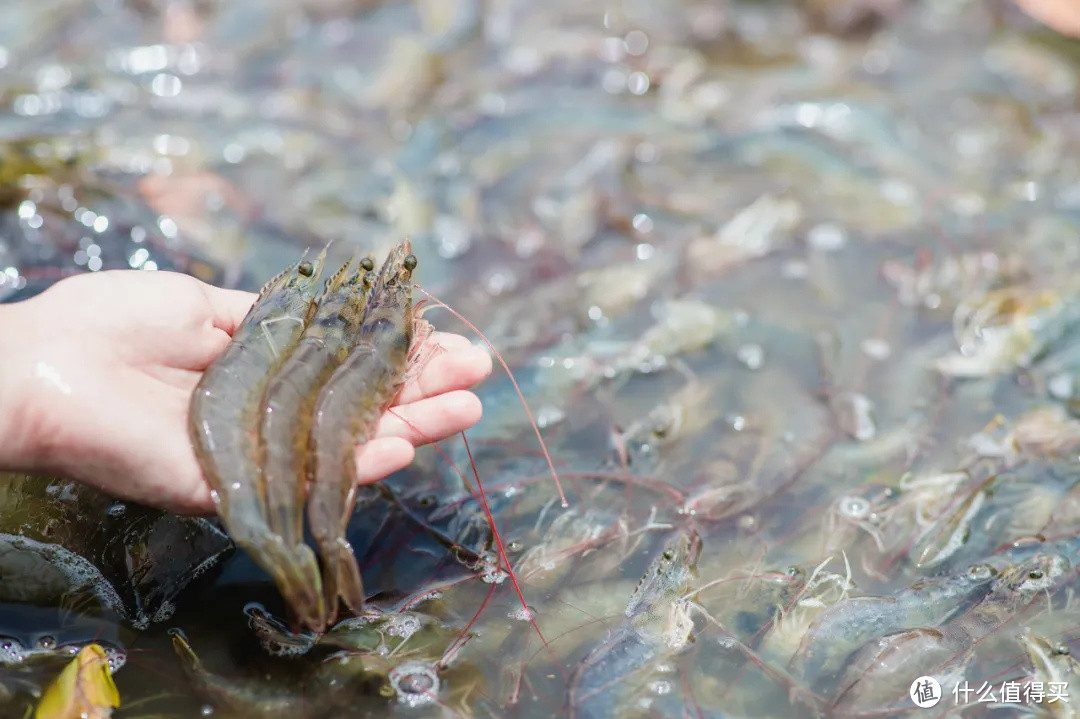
[0,298,48,471]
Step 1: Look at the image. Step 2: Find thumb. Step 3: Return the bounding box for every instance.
[206,285,257,336]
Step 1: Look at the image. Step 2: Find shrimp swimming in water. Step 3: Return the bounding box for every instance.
[189,249,326,625]
[259,253,376,631]
[308,240,429,623]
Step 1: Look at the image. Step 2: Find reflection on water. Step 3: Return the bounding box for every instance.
[3,0,1080,716]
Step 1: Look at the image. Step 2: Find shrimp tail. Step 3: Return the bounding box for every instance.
[258,537,328,634]
[333,537,366,614]
[318,538,364,626]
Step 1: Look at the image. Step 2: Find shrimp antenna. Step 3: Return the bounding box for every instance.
[414,283,568,507]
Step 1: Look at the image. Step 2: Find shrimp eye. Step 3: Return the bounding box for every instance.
[1028,569,1044,580]
[662,549,675,560]
[1056,645,1071,656]
[298,261,314,277]
[361,257,375,272]
[404,254,418,271]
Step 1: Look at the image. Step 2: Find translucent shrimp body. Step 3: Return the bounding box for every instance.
[309,240,419,623]
[188,249,325,628]
[259,254,376,632]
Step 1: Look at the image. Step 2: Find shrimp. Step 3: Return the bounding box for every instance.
[258,254,376,631]
[308,240,427,623]
[789,561,997,690]
[170,629,313,718]
[188,249,325,625]
[568,531,701,718]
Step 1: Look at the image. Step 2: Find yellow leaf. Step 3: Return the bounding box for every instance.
[35,644,120,719]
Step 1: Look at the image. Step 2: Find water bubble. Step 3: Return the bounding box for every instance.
[807,223,847,251]
[434,215,471,258]
[624,30,649,56]
[1049,372,1075,401]
[838,496,870,520]
[736,344,765,370]
[129,248,150,269]
[632,213,654,234]
[508,605,535,621]
[602,67,627,94]
[484,268,517,296]
[200,705,214,716]
[504,46,542,75]
[481,568,508,584]
[103,647,127,672]
[389,662,439,707]
[223,143,246,164]
[0,639,25,664]
[535,406,566,429]
[159,216,178,238]
[153,601,176,622]
[880,179,916,207]
[782,260,809,279]
[14,94,44,116]
[387,614,421,639]
[860,338,891,360]
[601,37,625,63]
[150,73,182,97]
[627,71,651,95]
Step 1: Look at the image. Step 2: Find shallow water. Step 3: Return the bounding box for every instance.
[3,0,1080,716]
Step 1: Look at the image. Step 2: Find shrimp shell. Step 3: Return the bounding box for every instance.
[309,240,418,622]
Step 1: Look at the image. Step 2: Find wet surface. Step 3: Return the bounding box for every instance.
[3,0,1080,716]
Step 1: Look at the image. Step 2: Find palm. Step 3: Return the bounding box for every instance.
[13,271,489,515]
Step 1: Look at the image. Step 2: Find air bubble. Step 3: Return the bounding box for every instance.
[838,496,870,520]
[389,662,439,707]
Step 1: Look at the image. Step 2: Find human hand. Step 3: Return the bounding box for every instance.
[1016,0,1080,37]
[0,270,491,514]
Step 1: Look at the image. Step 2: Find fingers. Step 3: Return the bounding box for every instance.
[206,286,257,335]
[424,332,474,352]
[354,437,415,485]
[376,390,483,446]
[395,336,492,405]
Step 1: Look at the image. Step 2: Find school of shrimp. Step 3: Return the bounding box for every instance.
[8,0,1080,717]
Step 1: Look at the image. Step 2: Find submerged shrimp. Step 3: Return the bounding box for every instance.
[259,254,376,632]
[568,531,701,718]
[309,240,430,623]
[189,249,326,626]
